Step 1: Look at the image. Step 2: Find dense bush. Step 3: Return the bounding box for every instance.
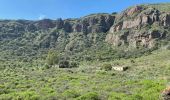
[59,60,69,68]
[167,45,170,50]
[44,64,51,69]
[62,90,80,99]
[100,64,112,71]
[76,92,99,100]
[58,61,79,68]
[46,50,60,65]
[70,62,79,68]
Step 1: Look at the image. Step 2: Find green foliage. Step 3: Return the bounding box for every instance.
[0,91,40,100]
[0,48,169,100]
[62,90,80,99]
[58,60,79,68]
[70,62,79,68]
[46,50,60,65]
[100,64,112,71]
[149,3,170,12]
[167,45,170,50]
[1,3,170,100]
[108,92,128,100]
[76,92,99,100]
[44,64,51,69]
[59,60,69,68]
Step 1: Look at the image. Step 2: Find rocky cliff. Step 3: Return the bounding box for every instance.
[24,13,115,33]
[0,13,115,55]
[106,5,170,48]
[1,4,170,59]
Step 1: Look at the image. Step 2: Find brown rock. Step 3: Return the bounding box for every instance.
[142,15,149,24]
[161,87,170,100]
[122,17,141,29]
[73,24,82,32]
[127,6,143,16]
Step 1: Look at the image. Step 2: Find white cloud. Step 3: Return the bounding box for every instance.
[38,14,46,20]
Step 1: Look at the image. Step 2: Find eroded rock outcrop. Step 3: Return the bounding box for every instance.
[161,87,170,100]
[23,14,115,34]
[71,14,115,33]
[106,6,169,48]
[1,4,170,52]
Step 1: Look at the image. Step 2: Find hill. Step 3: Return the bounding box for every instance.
[0,3,170,100]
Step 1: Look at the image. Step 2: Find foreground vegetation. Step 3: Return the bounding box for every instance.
[0,49,170,100]
[1,3,170,100]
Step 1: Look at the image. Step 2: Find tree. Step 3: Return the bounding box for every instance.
[46,50,60,65]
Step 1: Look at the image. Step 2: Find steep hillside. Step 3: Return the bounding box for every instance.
[1,3,170,100]
[1,3,170,63]
[0,13,115,62]
[106,4,170,49]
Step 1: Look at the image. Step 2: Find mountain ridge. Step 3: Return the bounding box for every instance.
[0,3,170,62]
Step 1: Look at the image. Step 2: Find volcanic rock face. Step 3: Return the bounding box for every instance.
[161,13,170,26]
[71,14,115,33]
[106,6,169,48]
[161,87,170,100]
[0,13,116,52]
[126,6,143,16]
[35,14,115,34]
[1,4,170,53]
[10,14,115,34]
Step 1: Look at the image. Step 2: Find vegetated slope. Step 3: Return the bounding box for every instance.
[1,3,170,100]
[0,48,170,99]
[1,3,170,64]
[0,14,115,62]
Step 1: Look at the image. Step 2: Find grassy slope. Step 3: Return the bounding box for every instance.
[1,3,170,100]
[0,49,170,100]
[149,3,170,12]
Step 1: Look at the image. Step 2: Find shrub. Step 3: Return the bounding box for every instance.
[62,90,80,99]
[70,62,79,68]
[46,50,60,65]
[44,64,51,69]
[59,60,69,68]
[100,64,112,71]
[76,92,99,100]
[108,92,127,100]
[130,59,135,63]
[167,45,170,50]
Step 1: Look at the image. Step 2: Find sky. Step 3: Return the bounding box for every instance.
[0,0,169,20]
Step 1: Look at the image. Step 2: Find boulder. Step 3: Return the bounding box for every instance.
[161,87,170,100]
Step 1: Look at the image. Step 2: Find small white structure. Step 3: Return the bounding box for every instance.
[112,66,128,71]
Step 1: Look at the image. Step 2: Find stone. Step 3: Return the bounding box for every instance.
[127,6,143,16]
[122,17,141,29]
[161,87,170,100]
[56,18,64,29]
[37,19,55,29]
[63,21,72,32]
[162,13,170,26]
[112,66,128,71]
[106,6,168,49]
